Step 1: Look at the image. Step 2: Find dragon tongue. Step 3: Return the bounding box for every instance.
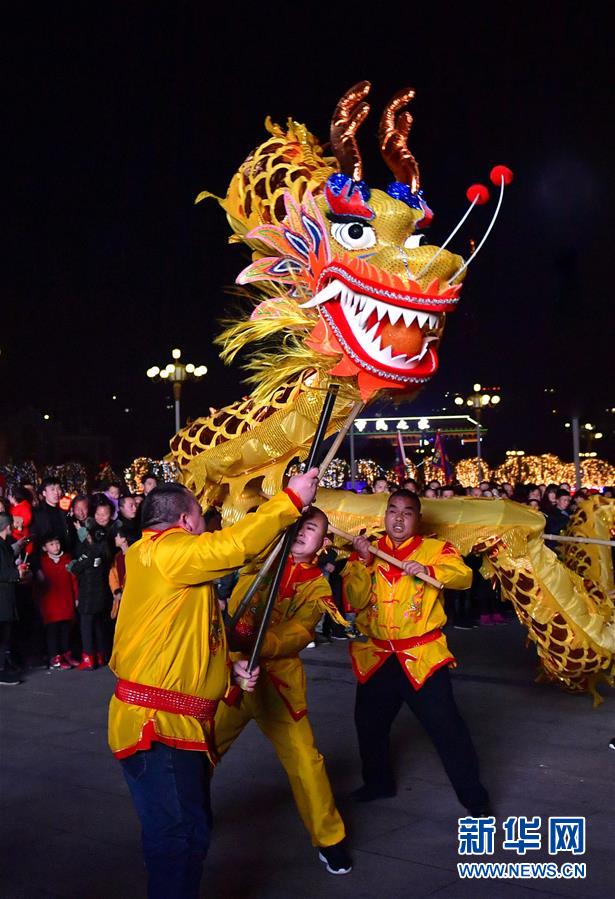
[379,319,424,358]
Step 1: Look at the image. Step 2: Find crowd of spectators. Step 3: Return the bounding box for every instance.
[0,472,161,686]
[1,466,612,684]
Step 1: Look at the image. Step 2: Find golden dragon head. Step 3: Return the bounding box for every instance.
[199,82,512,403]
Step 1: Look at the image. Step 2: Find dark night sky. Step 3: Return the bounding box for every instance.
[3,3,613,470]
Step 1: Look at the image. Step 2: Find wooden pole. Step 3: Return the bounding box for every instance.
[327,524,444,590]
[247,385,339,672]
[544,533,615,548]
[317,401,364,479]
[228,399,364,632]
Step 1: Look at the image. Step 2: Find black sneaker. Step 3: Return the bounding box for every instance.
[318,842,352,875]
[0,670,22,686]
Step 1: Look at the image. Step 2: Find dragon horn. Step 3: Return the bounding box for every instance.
[330,81,371,182]
[379,87,420,192]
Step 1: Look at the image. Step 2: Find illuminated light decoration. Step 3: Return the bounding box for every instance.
[354,419,367,432]
[455,458,493,487]
[375,419,388,431]
[124,457,180,495]
[320,457,349,489]
[454,396,464,406]
[396,419,409,430]
[491,454,615,489]
[42,463,88,495]
[0,460,38,494]
[172,348,181,359]
[357,459,385,486]
[417,417,430,430]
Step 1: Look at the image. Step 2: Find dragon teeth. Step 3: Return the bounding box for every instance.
[299,279,343,309]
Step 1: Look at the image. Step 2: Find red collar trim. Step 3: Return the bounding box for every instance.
[142,526,185,543]
[279,557,322,599]
[378,534,423,561]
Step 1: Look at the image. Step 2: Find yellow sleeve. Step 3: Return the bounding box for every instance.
[109,560,121,593]
[261,577,331,658]
[429,542,473,591]
[341,558,373,611]
[154,491,300,586]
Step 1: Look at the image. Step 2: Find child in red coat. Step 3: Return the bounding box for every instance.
[37,535,78,669]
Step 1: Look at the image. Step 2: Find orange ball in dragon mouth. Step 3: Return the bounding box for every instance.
[379,319,424,358]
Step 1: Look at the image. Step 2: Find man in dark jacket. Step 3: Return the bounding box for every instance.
[546,489,571,552]
[0,513,23,685]
[114,495,142,546]
[31,477,71,556]
[69,521,113,669]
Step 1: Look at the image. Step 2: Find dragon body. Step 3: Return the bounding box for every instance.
[168,84,614,700]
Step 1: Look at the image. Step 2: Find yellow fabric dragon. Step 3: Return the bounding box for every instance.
[167,83,614,702]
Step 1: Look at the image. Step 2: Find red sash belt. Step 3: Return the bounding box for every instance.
[371,629,443,652]
[115,679,219,721]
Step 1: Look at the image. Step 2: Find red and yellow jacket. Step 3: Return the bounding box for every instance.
[108,489,302,761]
[230,555,347,720]
[342,534,472,689]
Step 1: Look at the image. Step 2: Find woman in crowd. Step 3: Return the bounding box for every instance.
[69,494,115,670]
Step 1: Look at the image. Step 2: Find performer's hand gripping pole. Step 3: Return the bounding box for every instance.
[328,524,444,590]
[227,398,363,632]
[246,385,340,673]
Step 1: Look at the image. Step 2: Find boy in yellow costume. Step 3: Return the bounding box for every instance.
[214,507,352,875]
[108,472,318,899]
[343,489,491,814]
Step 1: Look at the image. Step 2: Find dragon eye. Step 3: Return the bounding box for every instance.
[404,234,424,249]
[331,221,376,251]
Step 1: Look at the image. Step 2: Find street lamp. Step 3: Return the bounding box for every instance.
[454,383,501,480]
[147,348,207,432]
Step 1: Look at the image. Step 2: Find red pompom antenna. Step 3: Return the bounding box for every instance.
[414,184,491,280]
[447,165,514,284]
[490,165,513,186]
[466,184,490,205]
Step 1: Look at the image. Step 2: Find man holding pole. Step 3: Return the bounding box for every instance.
[108,469,319,899]
[215,507,352,875]
[342,489,491,815]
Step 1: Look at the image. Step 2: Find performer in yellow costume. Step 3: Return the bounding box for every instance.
[342,489,491,813]
[108,472,318,899]
[214,507,352,875]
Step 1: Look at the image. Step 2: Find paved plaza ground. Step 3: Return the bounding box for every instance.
[1,619,613,898]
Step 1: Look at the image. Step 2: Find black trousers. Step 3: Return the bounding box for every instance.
[354,656,488,811]
[45,620,71,658]
[79,612,105,655]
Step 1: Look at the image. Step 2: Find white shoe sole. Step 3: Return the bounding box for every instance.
[318,851,352,875]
